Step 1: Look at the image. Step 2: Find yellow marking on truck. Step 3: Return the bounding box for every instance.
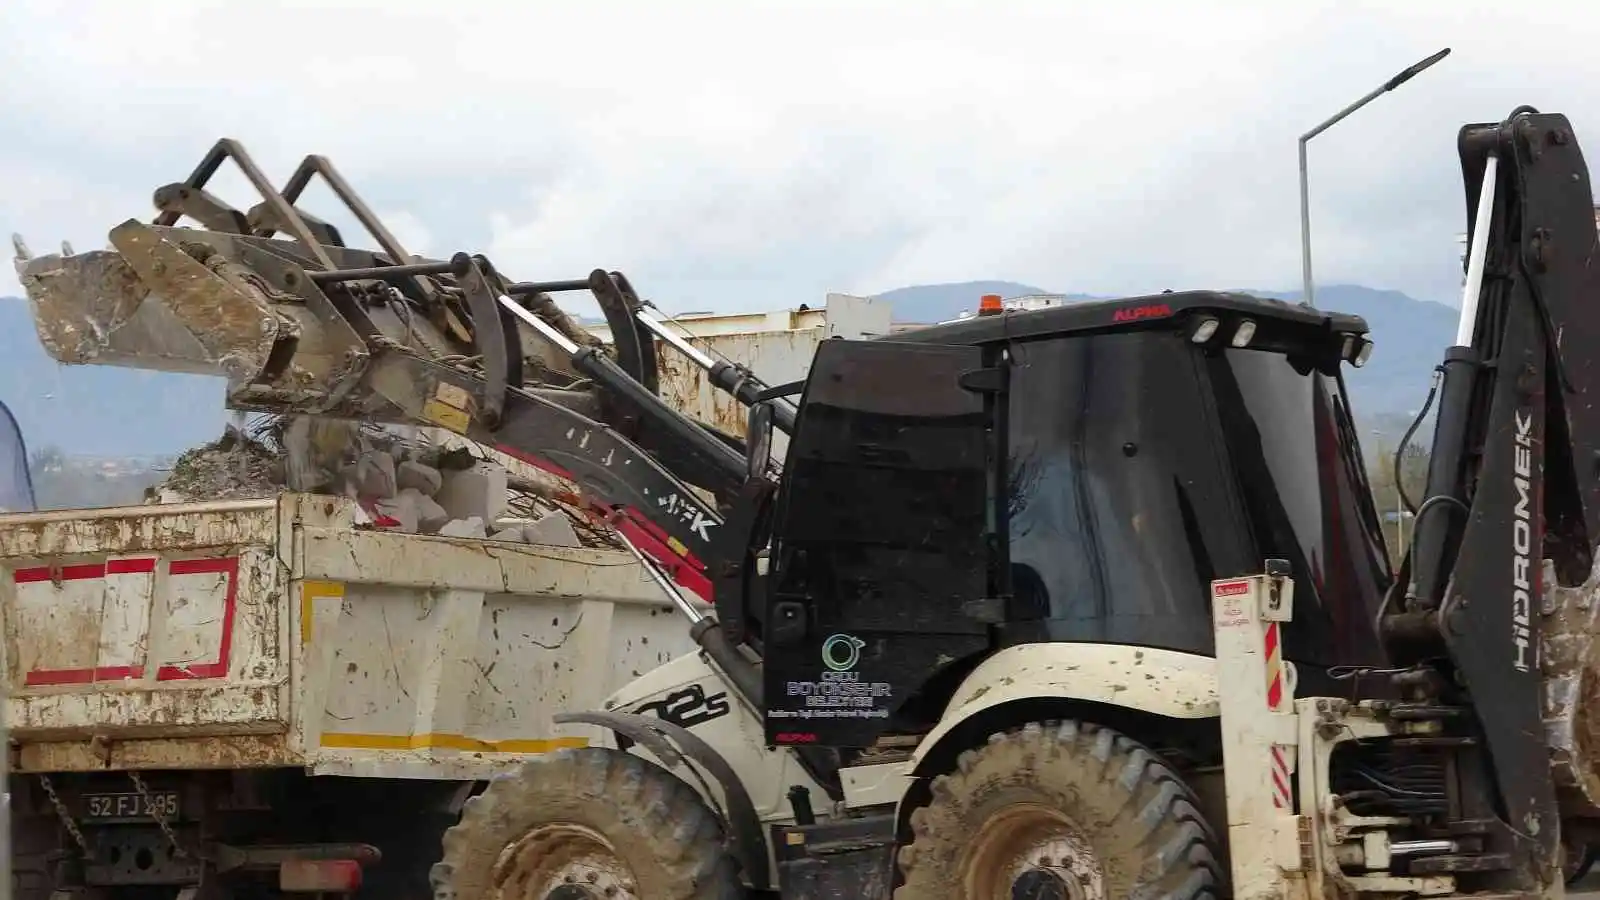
[318,732,589,753]
[299,581,345,645]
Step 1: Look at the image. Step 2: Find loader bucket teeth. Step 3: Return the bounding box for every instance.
[14,242,226,375]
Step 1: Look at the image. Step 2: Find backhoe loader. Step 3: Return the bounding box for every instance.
[15,104,1600,900]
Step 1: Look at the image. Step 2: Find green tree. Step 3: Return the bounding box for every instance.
[1368,440,1430,562]
[28,445,64,474]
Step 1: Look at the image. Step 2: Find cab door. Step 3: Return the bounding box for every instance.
[762,338,995,748]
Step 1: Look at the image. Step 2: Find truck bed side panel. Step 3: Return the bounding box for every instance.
[0,499,291,763]
[293,521,701,780]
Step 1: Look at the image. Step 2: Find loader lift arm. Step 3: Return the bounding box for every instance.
[11,139,796,606]
[1383,108,1600,891]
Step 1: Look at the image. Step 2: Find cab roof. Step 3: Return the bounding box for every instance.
[892,290,1374,371]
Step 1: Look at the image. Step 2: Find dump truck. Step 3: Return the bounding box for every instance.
[16,104,1600,900]
[0,493,701,899]
[0,276,880,899]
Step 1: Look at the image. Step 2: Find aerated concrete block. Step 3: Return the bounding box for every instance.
[524,511,582,548]
[438,516,488,539]
[435,461,508,524]
[396,460,444,497]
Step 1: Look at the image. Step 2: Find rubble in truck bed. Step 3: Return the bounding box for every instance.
[160,424,285,500]
[152,417,619,551]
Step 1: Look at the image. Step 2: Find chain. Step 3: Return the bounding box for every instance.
[37,775,89,855]
[128,772,188,859]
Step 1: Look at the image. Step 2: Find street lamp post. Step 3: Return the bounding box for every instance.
[1299,47,1452,308]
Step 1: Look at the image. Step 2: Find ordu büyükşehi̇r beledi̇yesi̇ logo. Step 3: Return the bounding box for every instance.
[821,633,866,672]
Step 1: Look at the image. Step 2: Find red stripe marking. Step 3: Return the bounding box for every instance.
[1270,746,1293,808]
[614,510,713,604]
[18,558,159,685]
[14,563,107,584]
[17,556,239,685]
[25,665,144,686]
[158,557,239,681]
[493,442,715,604]
[493,442,576,482]
[1264,623,1284,709]
[1271,769,1292,807]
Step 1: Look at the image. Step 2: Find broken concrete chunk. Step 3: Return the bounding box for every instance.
[435,461,508,523]
[373,495,420,533]
[490,526,530,543]
[416,486,454,528]
[351,450,398,499]
[372,488,451,534]
[399,488,450,532]
[523,511,582,548]
[437,516,488,539]
[396,460,443,496]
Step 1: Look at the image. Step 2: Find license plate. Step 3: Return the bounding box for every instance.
[81,791,181,822]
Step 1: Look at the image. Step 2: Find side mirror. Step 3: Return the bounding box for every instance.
[746,401,774,479]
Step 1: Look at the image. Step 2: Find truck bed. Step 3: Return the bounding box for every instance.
[0,494,697,778]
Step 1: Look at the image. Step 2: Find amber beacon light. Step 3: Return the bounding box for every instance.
[978,294,1004,316]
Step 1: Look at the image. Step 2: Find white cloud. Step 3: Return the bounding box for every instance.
[4,0,1600,317]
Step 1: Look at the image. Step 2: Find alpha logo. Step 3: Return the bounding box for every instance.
[1511,408,1535,673]
[1112,303,1172,323]
[821,634,866,672]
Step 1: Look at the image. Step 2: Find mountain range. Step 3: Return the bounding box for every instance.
[0,281,1452,459]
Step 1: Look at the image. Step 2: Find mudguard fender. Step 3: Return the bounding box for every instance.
[553,709,773,891]
[909,642,1223,775]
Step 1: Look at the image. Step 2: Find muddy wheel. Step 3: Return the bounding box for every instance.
[429,747,741,900]
[895,720,1224,900]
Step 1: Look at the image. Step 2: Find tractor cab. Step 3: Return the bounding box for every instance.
[755,291,1394,748]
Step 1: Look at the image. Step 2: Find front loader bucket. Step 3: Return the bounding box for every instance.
[9,136,719,452]
[16,222,283,381]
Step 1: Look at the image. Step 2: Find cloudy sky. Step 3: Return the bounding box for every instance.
[3,0,1598,317]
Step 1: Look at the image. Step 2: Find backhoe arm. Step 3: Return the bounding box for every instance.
[1388,108,1600,890]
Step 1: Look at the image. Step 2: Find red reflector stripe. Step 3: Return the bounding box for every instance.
[280,859,363,893]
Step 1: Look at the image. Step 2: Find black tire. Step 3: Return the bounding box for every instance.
[429,747,741,900]
[895,720,1224,900]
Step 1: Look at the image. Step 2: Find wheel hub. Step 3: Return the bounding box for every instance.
[491,822,638,900]
[1011,869,1074,900]
[962,804,1105,900]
